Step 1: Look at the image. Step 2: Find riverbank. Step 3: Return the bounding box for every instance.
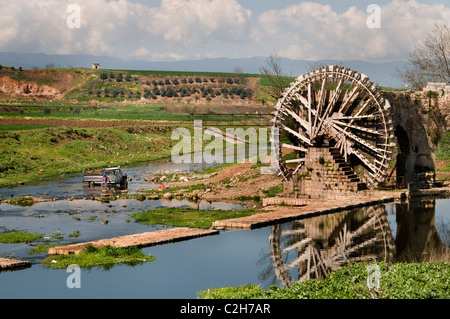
[198,261,450,299]
[0,125,174,187]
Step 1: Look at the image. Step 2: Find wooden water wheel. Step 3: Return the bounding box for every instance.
[271,66,396,188]
[269,205,395,287]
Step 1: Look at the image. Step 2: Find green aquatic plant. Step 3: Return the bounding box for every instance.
[130,207,262,228]
[42,244,156,270]
[198,262,450,299]
[0,231,42,243]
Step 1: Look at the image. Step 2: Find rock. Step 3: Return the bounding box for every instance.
[163,192,172,199]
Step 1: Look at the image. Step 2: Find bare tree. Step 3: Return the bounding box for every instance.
[259,54,291,100]
[396,23,450,89]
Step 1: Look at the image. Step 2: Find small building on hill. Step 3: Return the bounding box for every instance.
[92,63,100,70]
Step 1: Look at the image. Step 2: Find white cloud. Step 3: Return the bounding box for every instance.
[145,0,252,45]
[0,0,252,60]
[132,46,150,57]
[0,0,448,62]
[257,0,450,61]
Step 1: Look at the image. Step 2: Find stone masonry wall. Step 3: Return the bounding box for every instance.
[284,147,364,200]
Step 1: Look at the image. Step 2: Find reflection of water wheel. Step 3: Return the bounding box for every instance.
[269,206,394,287]
[272,66,395,188]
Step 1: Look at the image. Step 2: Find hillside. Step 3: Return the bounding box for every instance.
[0,52,407,87]
[0,67,265,106]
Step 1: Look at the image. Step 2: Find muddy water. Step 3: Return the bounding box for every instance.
[0,153,449,299]
[0,157,211,200]
[0,197,448,299]
[0,197,245,263]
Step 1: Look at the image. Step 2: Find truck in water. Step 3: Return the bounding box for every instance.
[83,167,128,187]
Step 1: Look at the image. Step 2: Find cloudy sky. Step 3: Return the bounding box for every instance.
[0,0,449,62]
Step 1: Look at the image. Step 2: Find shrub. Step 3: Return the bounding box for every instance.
[0,231,42,243]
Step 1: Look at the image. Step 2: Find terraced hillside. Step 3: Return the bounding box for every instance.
[0,66,265,105]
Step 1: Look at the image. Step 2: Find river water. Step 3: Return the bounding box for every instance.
[0,158,449,299]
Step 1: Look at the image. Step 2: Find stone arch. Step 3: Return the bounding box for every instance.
[394,125,412,185]
[386,92,436,188]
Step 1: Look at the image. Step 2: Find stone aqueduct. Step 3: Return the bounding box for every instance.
[385,90,443,187]
[385,83,449,187]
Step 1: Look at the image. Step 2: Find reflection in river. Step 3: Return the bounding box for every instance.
[395,199,450,263]
[262,198,450,287]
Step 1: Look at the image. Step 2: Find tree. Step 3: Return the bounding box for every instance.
[259,53,291,100]
[396,23,450,89]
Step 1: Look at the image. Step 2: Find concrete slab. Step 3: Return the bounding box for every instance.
[0,258,31,272]
[214,194,403,230]
[48,227,219,255]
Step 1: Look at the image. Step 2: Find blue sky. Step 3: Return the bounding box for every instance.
[0,0,449,62]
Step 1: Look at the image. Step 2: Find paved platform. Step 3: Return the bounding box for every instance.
[213,193,403,230]
[0,258,31,272]
[48,227,219,255]
[263,197,309,206]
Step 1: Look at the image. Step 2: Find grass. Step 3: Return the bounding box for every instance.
[0,231,42,243]
[0,125,174,187]
[130,207,263,229]
[28,244,59,255]
[0,124,56,132]
[436,131,450,172]
[5,196,36,206]
[0,103,190,122]
[198,261,450,299]
[41,244,156,270]
[261,184,284,197]
[436,131,450,160]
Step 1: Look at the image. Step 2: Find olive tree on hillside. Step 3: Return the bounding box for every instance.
[396,23,450,89]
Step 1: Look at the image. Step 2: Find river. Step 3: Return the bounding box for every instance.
[0,158,449,299]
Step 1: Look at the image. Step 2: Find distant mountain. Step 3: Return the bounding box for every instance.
[0,52,407,88]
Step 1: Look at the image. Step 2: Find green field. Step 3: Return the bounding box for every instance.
[0,125,175,187]
[0,103,189,122]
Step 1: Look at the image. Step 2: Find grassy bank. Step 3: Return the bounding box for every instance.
[42,244,156,270]
[130,207,263,229]
[198,261,450,299]
[436,131,450,171]
[0,231,42,244]
[0,125,175,187]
